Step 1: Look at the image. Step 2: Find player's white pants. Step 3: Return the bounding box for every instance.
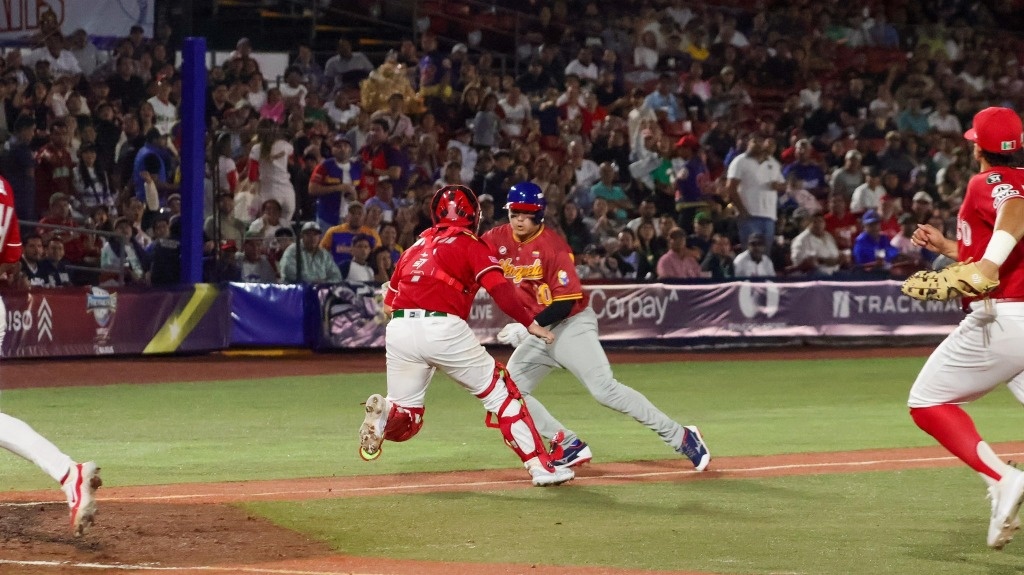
[909,302,1024,407]
[0,297,73,483]
[384,314,539,457]
[507,306,686,449]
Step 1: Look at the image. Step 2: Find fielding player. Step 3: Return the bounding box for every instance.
[482,182,710,470]
[0,174,101,535]
[358,184,574,487]
[902,107,1024,549]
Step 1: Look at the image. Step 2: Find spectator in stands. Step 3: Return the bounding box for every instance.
[910,190,934,224]
[132,128,176,205]
[291,43,325,96]
[44,237,71,286]
[643,73,683,122]
[364,177,400,224]
[600,227,636,277]
[876,131,915,185]
[248,118,296,223]
[829,149,865,203]
[851,209,897,272]
[73,143,115,213]
[732,232,775,278]
[28,33,81,84]
[701,233,735,280]
[823,193,859,254]
[280,221,342,283]
[782,138,828,199]
[576,243,620,279]
[850,166,885,214]
[896,97,929,136]
[339,234,374,282]
[686,211,716,261]
[516,58,555,99]
[247,198,287,240]
[591,161,632,221]
[359,117,403,200]
[320,202,382,265]
[309,134,360,230]
[2,115,38,222]
[481,149,514,217]
[789,211,841,276]
[20,235,59,288]
[147,76,177,136]
[204,192,246,245]
[236,232,276,283]
[726,131,785,247]
[370,245,395,284]
[889,213,926,274]
[656,228,701,279]
[34,118,75,217]
[101,217,146,285]
[928,99,962,136]
[324,39,373,92]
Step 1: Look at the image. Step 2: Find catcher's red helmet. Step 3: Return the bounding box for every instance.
[430,185,480,231]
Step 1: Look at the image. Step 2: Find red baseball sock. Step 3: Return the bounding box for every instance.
[910,405,1000,480]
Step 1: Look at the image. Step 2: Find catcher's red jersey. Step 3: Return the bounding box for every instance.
[482,224,586,319]
[385,227,501,320]
[0,175,23,264]
[957,166,1024,303]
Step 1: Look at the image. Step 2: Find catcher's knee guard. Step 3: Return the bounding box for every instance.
[383,403,425,443]
[477,362,552,465]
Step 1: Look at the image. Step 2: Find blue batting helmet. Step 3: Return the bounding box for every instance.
[505,182,546,223]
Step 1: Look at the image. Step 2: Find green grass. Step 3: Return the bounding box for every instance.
[1,356,1021,489]
[245,469,1024,574]
[4,355,1024,573]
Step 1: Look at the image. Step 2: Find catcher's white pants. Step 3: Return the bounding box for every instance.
[909,301,1024,407]
[0,296,74,483]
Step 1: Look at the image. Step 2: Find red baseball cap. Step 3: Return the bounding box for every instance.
[675,134,699,149]
[964,107,1023,154]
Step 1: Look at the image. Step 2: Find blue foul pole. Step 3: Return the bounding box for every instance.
[179,37,207,284]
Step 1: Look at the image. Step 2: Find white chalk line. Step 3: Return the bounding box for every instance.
[0,559,383,574]
[6,450,1022,508]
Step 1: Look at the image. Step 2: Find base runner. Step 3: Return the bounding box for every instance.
[358,184,574,487]
[482,182,710,470]
[902,107,1024,549]
[0,174,101,535]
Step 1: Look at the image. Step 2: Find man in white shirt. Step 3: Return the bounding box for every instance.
[725,133,786,247]
[789,212,841,276]
[849,166,886,214]
[28,33,82,83]
[498,85,532,140]
[732,233,776,277]
[341,235,375,283]
[564,47,599,87]
[325,89,361,130]
[324,39,374,92]
[147,78,178,136]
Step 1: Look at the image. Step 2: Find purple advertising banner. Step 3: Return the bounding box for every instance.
[316,280,962,350]
[1,285,230,358]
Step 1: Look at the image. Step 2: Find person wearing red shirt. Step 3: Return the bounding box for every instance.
[34,118,75,217]
[907,107,1024,549]
[0,174,101,536]
[358,117,402,200]
[358,184,573,487]
[482,182,711,470]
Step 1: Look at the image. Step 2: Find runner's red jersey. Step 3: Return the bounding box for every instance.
[0,175,23,264]
[482,224,587,318]
[957,166,1024,303]
[385,226,501,320]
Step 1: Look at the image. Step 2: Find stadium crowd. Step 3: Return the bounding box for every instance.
[0,0,1018,287]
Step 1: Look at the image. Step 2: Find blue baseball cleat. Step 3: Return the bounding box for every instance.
[677,425,711,471]
[549,431,593,468]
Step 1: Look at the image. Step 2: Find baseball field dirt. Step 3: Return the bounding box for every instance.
[0,346,952,575]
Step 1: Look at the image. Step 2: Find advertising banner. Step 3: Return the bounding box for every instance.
[314,280,963,350]
[1,284,229,358]
[0,0,153,42]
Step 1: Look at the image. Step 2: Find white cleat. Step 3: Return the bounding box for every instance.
[527,463,575,487]
[988,468,1024,549]
[358,394,389,461]
[61,461,102,537]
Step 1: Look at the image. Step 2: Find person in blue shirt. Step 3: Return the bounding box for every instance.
[308,134,361,231]
[852,209,899,272]
[642,73,682,122]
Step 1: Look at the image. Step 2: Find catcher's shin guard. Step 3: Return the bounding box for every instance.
[384,404,425,443]
[478,362,553,467]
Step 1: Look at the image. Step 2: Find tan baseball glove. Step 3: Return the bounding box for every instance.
[901,261,999,301]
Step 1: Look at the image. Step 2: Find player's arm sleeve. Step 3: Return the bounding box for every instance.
[480,269,534,327]
[534,299,573,327]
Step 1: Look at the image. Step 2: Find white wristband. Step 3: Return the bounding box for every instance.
[983,230,1018,267]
